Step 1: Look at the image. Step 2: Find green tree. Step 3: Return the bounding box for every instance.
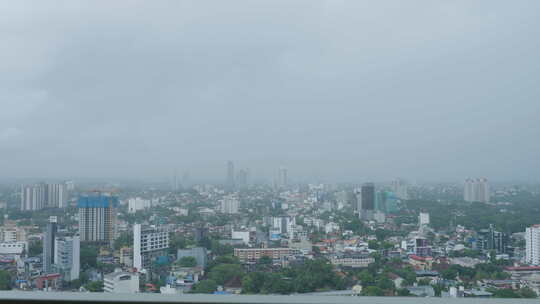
[28,240,42,257]
[178,256,197,267]
[361,286,385,296]
[259,255,272,265]
[191,279,218,294]
[0,270,11,290]
[208,264,244,285]
[84,281,104,292]
[80,245,98,270]
[114,232,133,249]
[518,287,538,298]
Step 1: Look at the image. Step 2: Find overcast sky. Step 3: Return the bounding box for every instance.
[1,1,539,182]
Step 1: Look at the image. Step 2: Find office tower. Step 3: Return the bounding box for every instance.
[21,184,47,211]
[277,166,288,188]
[78,193,118,245]
[359,183,375,220]
[47,183,68,208]
[54,235,80,281]
[220,195,239,214]
[133,224,169,271]
[464,178,490,203]
[526,225,540,265]
[419,212,430,227]
[43,216,58,273]
[236,169,249,188]
[477,224,508,254]
[226,161,235,189]
[391,179,409,200]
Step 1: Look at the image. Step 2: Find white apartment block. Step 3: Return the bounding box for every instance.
[464,178,490,203]
[133,224,169,271]
[128,198,151,213]
[220,196,239,214]
[526,225,540,265]
[54,235,80,281]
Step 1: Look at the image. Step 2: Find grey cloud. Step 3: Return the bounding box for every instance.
[1,1,539,181]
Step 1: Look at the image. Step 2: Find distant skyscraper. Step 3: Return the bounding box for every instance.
[226,161,235,189]
[464,178,490,203]
[526,225,540,265]
[78,193,118,245]
[277,166,288,188]
[54,235,80,281]
[360,183,375,221]
[236,169,249,188]
[43,216,58,273]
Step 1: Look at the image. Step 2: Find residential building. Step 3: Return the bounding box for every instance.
[46,183,68,208]
[104,271,139,293]
[127,198,151,213]
[0,241,26,255]
[54,235,80,281]
[329,254,375,268]
[78,194,118,245]
[234,248,300,263]
[133,224,169,271]
[419,212,430,227]
[21,184,46,211]
[220,196,239,214]
[464,178,490,203]
[526,225,540,265]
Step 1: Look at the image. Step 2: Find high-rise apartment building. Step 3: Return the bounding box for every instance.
[43,216,58,273]
[21,184,46,211]
[525,225,540,265]
[464,178,490,203]
[21,183,69,210]
[54,235,80,281]
[78,194,118,245]
[220,195,239,214]
[47,183,68,208]
[133,224,169,271]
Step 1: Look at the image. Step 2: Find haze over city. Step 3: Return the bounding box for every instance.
[1,1,540,182]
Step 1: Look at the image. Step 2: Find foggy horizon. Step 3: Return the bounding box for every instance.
[2,1,539,182]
